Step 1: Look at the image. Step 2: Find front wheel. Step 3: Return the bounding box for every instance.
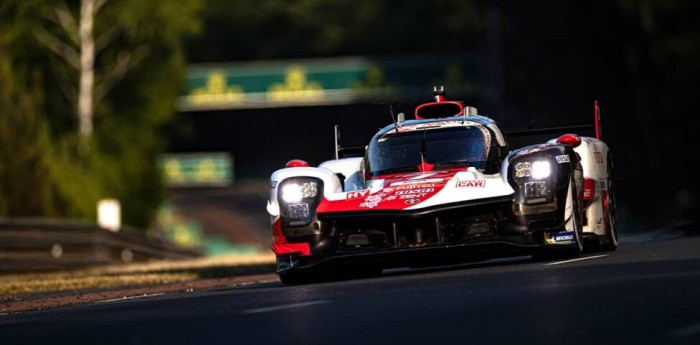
[532,176,584,261]
[278,269,321,286]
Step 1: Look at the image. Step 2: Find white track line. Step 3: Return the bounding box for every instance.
[242,300,331,314]
[545,254,608,266]
[96,293,165,304]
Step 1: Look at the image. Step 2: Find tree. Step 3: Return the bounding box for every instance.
[0,0,203,229]
[35,0,150,138]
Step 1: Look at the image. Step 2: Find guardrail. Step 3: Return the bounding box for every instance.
[0,218,202,273]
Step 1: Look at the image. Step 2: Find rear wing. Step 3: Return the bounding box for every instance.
[334,100,605,158]
[334,125,366,159]
[505,100,604,141]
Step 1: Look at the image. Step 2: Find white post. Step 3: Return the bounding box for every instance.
[98,198,121,231]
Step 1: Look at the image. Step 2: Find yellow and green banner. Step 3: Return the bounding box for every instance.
[178,54,480,111]
[159,152,233,187]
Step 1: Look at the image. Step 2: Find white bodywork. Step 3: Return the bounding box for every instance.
[267,166,342,217]
[318,157,365,191]
[550,136,611,237]
[267,159,516,216]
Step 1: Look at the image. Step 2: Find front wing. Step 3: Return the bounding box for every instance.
[274,195,578,274]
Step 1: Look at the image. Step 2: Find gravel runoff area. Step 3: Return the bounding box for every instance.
[0,252,279,315]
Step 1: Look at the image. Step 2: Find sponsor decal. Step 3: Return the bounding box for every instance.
[357,188,399,208]
[359,194,383,208]
[554,233,574,242]
[396,188,434,195]
[390,178,443,186]
[555,155,570,163]
[594,151,603,164]
[456,180,485,188]
[396,183,435,190]
[405,198,420,205]
[394,121,467,133]
[346,190,370,199]
[399,194,427,199]
[514,144,550,157]
[359,201,379,208]
[546,231,576,244]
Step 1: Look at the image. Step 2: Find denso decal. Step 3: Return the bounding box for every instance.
[396,188,434,195]
[555,155,570,163]
[456,180,485,188]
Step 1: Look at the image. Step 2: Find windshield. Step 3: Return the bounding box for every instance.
[368,126,489,175]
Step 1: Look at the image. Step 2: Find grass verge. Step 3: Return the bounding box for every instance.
[0,251,276,298]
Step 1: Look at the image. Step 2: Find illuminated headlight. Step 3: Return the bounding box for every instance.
[514,160,551,179]
[531,161,551,179]
[513,159,554,205]
[281,182,318,203]
[278,178,323,226]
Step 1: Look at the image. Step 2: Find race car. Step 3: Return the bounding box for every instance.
[266,87,617,285]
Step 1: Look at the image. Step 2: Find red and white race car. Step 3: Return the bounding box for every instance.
[266,87,617,285]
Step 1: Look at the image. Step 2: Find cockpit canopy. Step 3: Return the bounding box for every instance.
[366,125,496,176]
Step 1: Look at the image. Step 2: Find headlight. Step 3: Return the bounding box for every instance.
[512,158,554,205]
[278,178,322,226]
[531,161,551,179]
[514,160,551,179]
[281,181,318,203]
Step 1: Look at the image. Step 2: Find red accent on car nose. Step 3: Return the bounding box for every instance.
[286,159,310,168]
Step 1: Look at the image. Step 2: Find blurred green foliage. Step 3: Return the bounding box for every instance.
[0,0,202,229]
[1,0,698,231]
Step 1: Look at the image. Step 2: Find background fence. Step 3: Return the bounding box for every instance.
[0,218,202,273]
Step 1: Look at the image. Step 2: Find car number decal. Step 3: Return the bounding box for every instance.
[555,155,570,163]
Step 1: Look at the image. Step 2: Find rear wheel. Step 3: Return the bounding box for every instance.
[599,153,618,251]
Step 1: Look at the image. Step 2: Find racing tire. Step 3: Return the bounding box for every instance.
[278,270,319,286]
[599,153,618,251]
[532,175,584,261]
[334,265,383,281]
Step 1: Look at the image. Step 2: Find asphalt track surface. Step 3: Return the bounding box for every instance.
[1,233,699,345]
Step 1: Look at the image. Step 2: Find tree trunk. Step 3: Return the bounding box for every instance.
[79,0,95,138]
